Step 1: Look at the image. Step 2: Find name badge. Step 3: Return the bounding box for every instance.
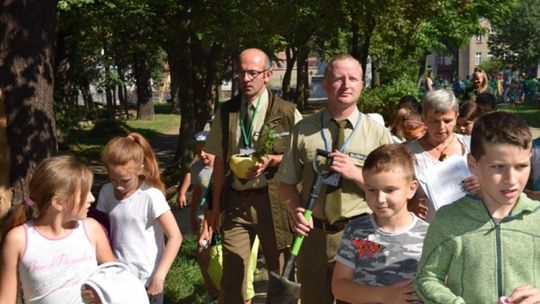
[348,152,367,161]
[239,148,256,156]
[276,131,290,137]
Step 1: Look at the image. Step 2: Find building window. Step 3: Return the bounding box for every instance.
[487,52,493,60]
[437,55,446,66]
[475,52,482,65]
[476,35,482,43]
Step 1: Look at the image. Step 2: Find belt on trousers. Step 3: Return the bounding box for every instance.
[230,187,268,197]
[313,213,368,233]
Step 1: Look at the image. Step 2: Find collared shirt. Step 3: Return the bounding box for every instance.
[205,90,302,191]
[278,108,393,220]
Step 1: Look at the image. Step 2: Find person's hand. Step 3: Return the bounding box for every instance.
[408,196,429,220]
[379,280,419,304]
[506,284,540,304]
[462,176,480,193]
[147,274,165,298]
[328,151,361,181]
[81,284,101,304]
[245,156,271,179]
[198,220,212,249]
[176,193,187,208]
[292,207,313,236]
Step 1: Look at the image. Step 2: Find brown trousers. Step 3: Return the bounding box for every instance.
[219,190,286,304]
[297,226,345,304]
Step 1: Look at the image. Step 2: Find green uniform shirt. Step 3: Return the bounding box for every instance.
[278,108,393,220]
[206,90,302,191]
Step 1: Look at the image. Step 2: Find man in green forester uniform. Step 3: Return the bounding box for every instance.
[205,48,302,303]
[278,54,393,304]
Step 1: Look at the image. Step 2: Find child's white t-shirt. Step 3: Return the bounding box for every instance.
[97,182,170,286]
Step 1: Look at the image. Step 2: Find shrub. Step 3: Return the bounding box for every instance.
[359,76,419,124]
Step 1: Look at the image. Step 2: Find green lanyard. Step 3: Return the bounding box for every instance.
[239,95,262,148]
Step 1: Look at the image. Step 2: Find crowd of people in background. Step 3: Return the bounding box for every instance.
[422,66,540,107]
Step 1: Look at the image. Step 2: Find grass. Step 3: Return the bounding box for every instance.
[65,103,179,163]
[499,103,540,128]
[165,235,208,303]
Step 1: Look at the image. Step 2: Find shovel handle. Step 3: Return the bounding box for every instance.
[291,210,313,256]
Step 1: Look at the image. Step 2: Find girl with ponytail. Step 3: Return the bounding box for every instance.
[97,132,182,303]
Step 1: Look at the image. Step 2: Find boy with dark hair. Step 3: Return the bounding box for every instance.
[415,111,540,304]
[332,144,428,303]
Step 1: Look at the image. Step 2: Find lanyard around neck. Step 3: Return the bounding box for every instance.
[320,111,361,153]
[240,94,262,148]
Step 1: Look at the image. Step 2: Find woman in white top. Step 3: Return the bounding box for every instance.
[406,89,479,221]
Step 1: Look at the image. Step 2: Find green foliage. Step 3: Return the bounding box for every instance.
[254,126,277,159]
[359,76,419,122]
[489,0,540,69]
[479,59,504,74]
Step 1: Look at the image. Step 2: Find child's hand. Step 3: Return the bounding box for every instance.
[506,285,540,304]
[176,193,187,208]
[147,275,165,298]
[381,280,419,304]
[81,284,101,304]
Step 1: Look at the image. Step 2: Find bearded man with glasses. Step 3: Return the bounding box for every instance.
[205,48,302,303]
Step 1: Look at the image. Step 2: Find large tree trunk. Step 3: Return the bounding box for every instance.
[0,0,58,213]
[0,89,10,223]
[134,51,154,120]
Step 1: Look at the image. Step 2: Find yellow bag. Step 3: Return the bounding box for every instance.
[207,236,223,289]
[207,235,259,300]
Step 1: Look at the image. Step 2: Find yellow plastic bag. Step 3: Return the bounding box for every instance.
[207,235,259,300]
[207,236,223,289]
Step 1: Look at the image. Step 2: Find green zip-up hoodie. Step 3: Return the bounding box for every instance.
[415,194,540,303]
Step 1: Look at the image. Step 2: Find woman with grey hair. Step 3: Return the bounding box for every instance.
[406,89,479,221]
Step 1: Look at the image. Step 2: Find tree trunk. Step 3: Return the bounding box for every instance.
[80,79,94,116]
[117,65,129,118]
[295,46,309,112]
[282,46,297,101]
[0,89,11,223]
[167,51,181,114]
[350,17,376,82]
[134,51,154,120]
[104,62,115,120]
[53,27,74,106]
[0,0,58,210]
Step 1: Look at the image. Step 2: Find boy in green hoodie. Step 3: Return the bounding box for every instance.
[415,111,540,304]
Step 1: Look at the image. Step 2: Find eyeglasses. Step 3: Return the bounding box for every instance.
[236,69,268,80]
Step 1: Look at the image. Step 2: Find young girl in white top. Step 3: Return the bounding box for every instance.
[97,132,182,304]
[0,155,115,304]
